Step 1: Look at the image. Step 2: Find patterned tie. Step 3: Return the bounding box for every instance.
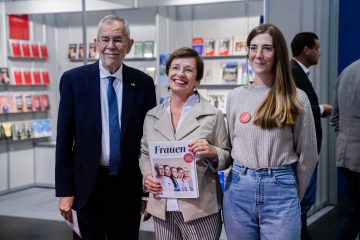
[107,76,121,175]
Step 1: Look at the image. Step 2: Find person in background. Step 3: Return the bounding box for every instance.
[55,15,156,239]
[290,32,333,240]
[139,47,231,240]
[177,167,187,191]
[223,24,318,240]
[331,59,360,240]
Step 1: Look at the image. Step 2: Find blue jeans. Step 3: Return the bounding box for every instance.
[223,163,301,240]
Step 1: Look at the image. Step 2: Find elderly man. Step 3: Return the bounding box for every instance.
[55,15,156,239]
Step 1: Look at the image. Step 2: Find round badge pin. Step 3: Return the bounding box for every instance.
[239,112,251,124]
[184,152,194,163]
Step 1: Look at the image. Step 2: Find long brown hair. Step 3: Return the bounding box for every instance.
[248,24,302,129]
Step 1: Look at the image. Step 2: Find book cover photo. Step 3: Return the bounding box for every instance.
[191,37,204,56]
[148,140,199,199]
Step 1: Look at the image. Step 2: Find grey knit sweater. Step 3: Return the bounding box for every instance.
[226,84,318,200]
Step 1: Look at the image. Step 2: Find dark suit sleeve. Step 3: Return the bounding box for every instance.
[55,72,75,197]
[292,67,321,120]
[141,77,156,199]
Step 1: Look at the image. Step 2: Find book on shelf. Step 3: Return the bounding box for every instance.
[149,140,199,198]
[40,94,50,111]
[68,43,77,59]
[191,37,204,56]
[11,68,23,85]
[134,41,144,58]
[0,68,10,85]
[144,67,156,81]
[10,94,25,113]
[143,41,155,58]
[8,39,22,58]
[13,122,26,140]
[22,68,32,85]
[78,43,84,59]
[232,36,247,56]
[40,69,50,85]
[30,42,40,58]
[204,39,216,56]
[238,61,254,84]
[217,38,232,56]
[24,94,33,112]
[32,95,41,111]
[88,43,97,59]
[206,90,228,113]
[221,61,238,84]
[31,69,41,85]
[8,14,30,40]
[20,41,31,58]
[0,96,10,114]
[1,123,13,139]
[25,121,34,139]
[202,61,222,85]
[39,43,48,59]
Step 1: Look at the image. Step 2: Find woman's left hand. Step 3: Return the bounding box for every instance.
[188,139,217,161]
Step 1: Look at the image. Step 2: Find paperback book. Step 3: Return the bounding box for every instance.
[191,38,204,56]
[68,43,77,59]
[88,43,97,59]
[0,68,10,85]
[143,41,155,58]
[232,36,247,56]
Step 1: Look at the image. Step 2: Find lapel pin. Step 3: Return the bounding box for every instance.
[131,83,136,87]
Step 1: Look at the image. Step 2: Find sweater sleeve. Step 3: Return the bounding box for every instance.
[293,90,319,200]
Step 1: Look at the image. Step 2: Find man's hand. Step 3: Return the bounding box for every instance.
[140,200,152,222]
[322,104,333,117]
[58,196,74,223]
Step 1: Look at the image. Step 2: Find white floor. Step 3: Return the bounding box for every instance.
[0,187,227,239]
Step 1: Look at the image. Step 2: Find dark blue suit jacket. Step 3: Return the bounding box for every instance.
[291,59,322,153]
[55,61,156,208]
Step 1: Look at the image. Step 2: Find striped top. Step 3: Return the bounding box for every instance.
[226,84,318,199]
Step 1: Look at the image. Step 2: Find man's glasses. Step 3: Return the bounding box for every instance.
[98,37,128,47]
[247,44,274,57]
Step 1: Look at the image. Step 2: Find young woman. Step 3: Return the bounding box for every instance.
[223,24,318,240]
[139,47,231,240]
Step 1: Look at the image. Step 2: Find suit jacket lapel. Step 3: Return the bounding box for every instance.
[87,61,102,136]
[151,107,176,141]
[121,64,136,143]
[175,96,214,140]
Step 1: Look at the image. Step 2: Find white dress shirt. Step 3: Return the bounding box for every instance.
[99,59,123,167]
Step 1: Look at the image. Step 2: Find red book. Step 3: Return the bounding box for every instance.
[11,68,23,85]
[8,14,30,40]
[9,40,22,57]
[31,69,41,85]
[20,41,31,58]
[30,43,40,58]
[41,70,50,85]
[32,95,41,111]
[22,69,32,84]
[40,94,50,111]
[39,44,48,59]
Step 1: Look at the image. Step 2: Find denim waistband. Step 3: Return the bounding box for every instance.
[232,162,295,176]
